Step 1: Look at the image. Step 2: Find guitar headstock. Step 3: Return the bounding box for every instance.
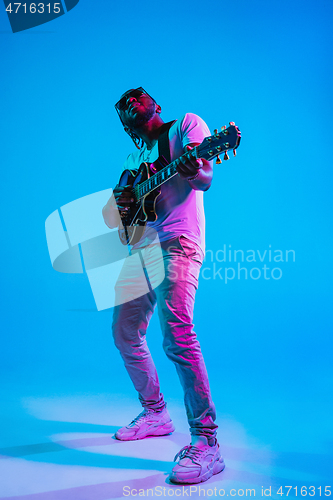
[198,122,241,163]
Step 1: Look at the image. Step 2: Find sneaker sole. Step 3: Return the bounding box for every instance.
[115,421,175,441]
[170,456,225,484]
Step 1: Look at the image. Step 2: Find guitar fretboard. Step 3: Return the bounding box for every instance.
[134,148,198,201]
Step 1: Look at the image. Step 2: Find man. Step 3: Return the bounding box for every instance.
[102,87,225,484]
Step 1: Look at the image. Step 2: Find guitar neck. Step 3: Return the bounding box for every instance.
[134,147,198,201]
[133,122,241,201]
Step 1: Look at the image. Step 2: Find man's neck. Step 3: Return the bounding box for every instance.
[135,115,165,150]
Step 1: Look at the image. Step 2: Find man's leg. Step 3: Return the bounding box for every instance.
[113,293,168,410]
[112,253,164,410]
[112,292,176,440]
[155,237,224,483]
[157,236,218,440]
[112,252,175,440]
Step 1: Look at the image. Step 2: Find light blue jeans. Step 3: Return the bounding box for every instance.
[112,235,218,439]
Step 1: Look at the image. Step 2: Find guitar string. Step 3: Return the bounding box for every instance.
[125,128,238,229]
[134,129,235,200]
[135,149,195,201]
[138,157,178,194]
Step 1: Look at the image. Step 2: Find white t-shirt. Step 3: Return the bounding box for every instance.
[122,113,211,257]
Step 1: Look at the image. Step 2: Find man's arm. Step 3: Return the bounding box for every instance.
[102,194,120,229]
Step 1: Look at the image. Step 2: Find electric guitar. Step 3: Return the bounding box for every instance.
[117,122,241,245]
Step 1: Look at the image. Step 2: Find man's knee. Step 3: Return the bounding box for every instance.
[112,313,147,353]
[112,318,133,350]
[162,326,197,359]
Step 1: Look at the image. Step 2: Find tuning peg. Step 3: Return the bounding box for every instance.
[221,126,226,130]
[216,155,222,164]
[224,151,230,161]
[233,149,237,157]
[229,121,235,126]
[214,129,220,137]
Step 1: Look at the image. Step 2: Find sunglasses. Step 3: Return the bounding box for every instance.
[115,87,155,113]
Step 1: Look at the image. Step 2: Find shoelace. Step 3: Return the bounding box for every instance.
[129,409,155,425]
[173,445,203,463]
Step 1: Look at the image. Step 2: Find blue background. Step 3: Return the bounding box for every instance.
[1,0,332,485]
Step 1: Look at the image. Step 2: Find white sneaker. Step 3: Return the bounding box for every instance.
[115,407,175,441]
[170,438,225,484]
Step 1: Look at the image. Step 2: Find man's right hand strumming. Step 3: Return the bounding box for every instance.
[102,184,134,229]
[112,185,134,215]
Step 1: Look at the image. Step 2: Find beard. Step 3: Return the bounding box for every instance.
[128,101,156,130]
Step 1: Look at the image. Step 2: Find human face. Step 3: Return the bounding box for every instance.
[115,87,157,129]
[115,87,148,112]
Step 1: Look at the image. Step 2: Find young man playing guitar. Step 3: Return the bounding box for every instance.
[102,87,225,484]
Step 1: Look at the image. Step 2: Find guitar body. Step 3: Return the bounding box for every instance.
[117,162,161,245]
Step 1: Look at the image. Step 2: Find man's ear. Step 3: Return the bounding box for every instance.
[156,104,162,114]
